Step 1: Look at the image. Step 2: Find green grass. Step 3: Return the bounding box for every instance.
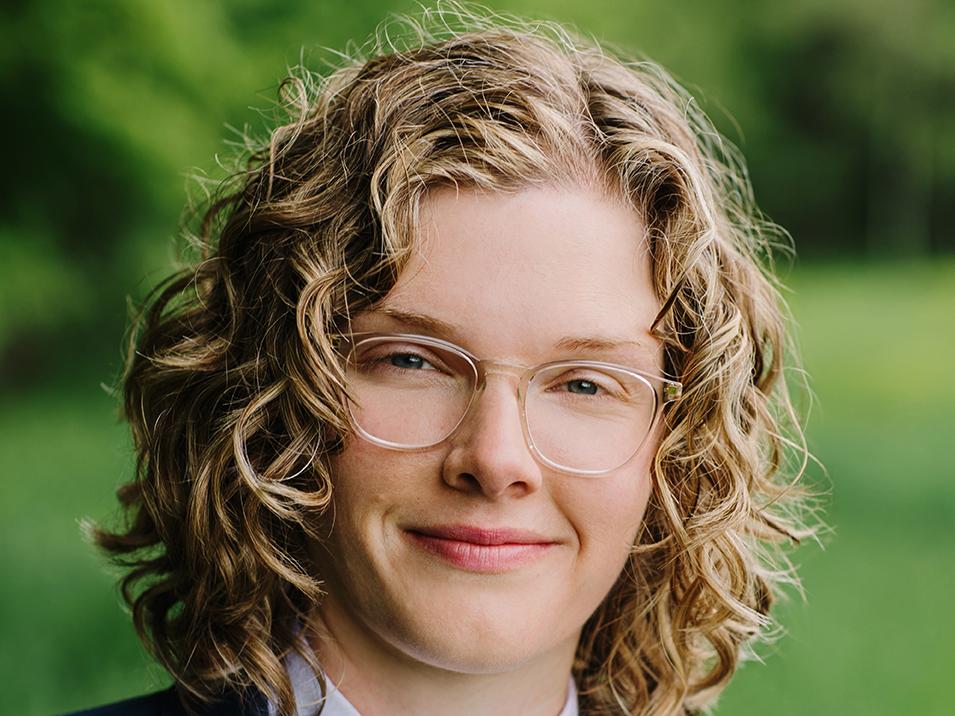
[716,258,955,715]
[0,385,171,715]
[2,259,952,715]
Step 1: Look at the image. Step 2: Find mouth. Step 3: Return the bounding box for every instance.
[403,524,558,573]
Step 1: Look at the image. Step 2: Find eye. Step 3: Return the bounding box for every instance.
[386,351,435,370]
[564,378,599,396]
[545,369,624,400]
[354,342,449,375]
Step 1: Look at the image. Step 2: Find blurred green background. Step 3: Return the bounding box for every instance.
[1,1,952,714]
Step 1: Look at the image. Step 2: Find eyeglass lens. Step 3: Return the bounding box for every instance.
[345,336,657,473]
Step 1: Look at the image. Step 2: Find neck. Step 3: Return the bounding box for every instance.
[306,595,578,716]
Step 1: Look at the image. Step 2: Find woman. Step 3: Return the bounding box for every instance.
[66,4,817,715]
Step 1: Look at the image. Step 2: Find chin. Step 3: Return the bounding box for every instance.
[394,626,546,675]
[375,586,568,674]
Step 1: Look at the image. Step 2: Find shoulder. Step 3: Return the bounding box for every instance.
[60,684,270,716]
[60,687,181,716]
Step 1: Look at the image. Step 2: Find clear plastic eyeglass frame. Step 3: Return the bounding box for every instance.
[331,331,683,477]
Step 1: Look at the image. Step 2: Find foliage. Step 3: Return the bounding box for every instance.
[1,0,952,376]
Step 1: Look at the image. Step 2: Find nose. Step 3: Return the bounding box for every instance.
[440,374,544,499]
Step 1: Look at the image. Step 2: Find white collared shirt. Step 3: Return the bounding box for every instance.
[271,647,579,716]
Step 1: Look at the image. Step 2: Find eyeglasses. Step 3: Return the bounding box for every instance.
[331,332,682,477]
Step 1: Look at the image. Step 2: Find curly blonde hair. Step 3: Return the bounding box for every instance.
[92,3,820,714]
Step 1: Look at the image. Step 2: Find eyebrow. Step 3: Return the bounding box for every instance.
[369,307,457,337]
[364,307,656,357]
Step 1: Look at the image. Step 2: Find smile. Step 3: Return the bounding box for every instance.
[403,525,557,573]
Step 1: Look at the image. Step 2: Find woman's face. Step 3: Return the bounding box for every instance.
[310,184,663,676]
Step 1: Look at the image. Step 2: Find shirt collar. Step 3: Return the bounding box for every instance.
[272,647,579,716]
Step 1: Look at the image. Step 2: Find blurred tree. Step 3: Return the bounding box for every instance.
[741,0,955,257]
[1,0,952,388]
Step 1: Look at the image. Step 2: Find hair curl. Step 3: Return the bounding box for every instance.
[91,3,821,714]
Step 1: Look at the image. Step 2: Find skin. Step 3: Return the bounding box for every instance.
[307,182,664,715]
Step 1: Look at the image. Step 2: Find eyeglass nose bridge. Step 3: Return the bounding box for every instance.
[448,357,539,462]
[459,358,531,418]
[473,358,532,384]
[467,358,542,413]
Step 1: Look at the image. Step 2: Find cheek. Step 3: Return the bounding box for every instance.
[577,475,650,548]
[321,436,439,553]
[312,440,420,601]
[562,457,654,595]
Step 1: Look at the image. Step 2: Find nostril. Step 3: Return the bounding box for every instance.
[458,473,482,492]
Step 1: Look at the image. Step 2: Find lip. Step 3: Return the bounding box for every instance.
[403,524,558,573]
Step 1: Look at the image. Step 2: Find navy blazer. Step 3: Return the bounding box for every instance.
[62,685,271,716]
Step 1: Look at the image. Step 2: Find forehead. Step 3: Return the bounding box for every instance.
[369,184,661,363]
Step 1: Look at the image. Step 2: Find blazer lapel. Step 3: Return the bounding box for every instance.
[164,685,271,716]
